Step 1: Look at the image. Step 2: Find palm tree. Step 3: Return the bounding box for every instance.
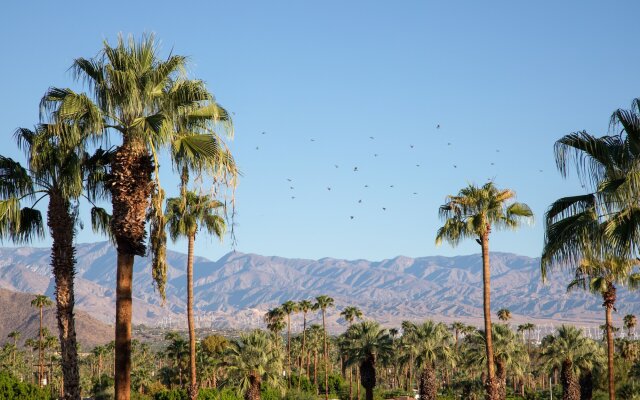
[344,321,393,400]
[92,345,108,378]
[314,295,334,400]
[340,306,363,398]
[200,334,229,388]
[264,307,286,335]
[280,300,299,386]
[7,331,20,363]
[165,333,189,388]
[165,191,226,400]
[465,323,528,400]
[341,306,363,325]
[31,295,53,387]
[540,326,601,400]
[542,100,640,400]
[566,257,640,400]
[516,323,536,354]
[497,309,512,323]
[0,123,110,400]
[410,321,453,400]
[297,299,313,387]
[225,329,284,400]
[43,34,235,400]
[436,182,533,399]
[624,314,637,338]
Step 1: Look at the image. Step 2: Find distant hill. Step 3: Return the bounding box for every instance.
[0,288,112,349]
[1,242,639,333]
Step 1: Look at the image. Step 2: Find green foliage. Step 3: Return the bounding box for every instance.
[92,373,114,400]
[0,371,51,400]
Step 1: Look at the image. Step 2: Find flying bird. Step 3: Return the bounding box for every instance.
[327,187,331,191]
[369,136,374,139]
[262,131,266,135]
[287,178,292,182]
[382,207,386,211]
[310,139,315,142]
[436,124,440,129]
[390,185,394,188]
[350,216,354,220]
[447,142,451,146]
[374,154,378,157]
[364,185,369,188]
[290,186,294,190]
[358,200,362,203]
[291,196,295,200]
[410,145,414,148]
[416,164,420,167]
[256,146,259,150]
[453,165,457,168]
[353,167,358,172]
[335,164,339,168]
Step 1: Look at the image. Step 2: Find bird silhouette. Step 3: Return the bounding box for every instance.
[491,163,494,166]
[350,216,354,220]
[453,165,457,168]
[447,142,451,146]
[382,207,386,211]
[287,178,292,182]
[290,186,294,190]
[262,131,266,135]
[256,146,259,150]
[369,136,374,139]
[335,165,339,168]
[539,169,543,172]
[410,145,414,148]
[436,124,440,129]
[413,192,418,195]
[416,164,420,167]
[374,154,378,157]
[364,185,369,188]
[310,139,315,142]
[358,200,362,203]
[390,185,394,188]
[327,187,331,191]
[353,167,358,172]
[291,196,295,200]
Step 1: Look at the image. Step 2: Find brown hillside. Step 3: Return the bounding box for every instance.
[0,288,112,350]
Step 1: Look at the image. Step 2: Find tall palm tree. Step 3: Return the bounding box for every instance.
[540,326,600,400]
[340,306,363,399]
[343,321,393,400]
[496,309,512,323]
[465,323,528,400]
[7,331,21,363]
[297,299,314,387]
[516,323,536,354]
[225,329,284,400]
[566,257,640,400]
[43,34,235,400]
[410,321,453,400]
[624,314,637,338]
[280,300,299,386]
[31,294,53,388]
[436,182,533,399]
[0,123,110,400]
[165,190,226,400]
[314,295,334,400]
[542,99,640,400]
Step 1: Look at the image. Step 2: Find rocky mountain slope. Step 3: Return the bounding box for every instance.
[0,288,112,349]
[1,242,638,332]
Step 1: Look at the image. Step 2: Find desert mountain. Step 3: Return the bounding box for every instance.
[0,288,112,349]
[1,242,638,333]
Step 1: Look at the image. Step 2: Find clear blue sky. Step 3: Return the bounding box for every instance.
[2,1,640,261]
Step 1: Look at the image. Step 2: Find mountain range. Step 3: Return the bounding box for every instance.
[1,242,638,334]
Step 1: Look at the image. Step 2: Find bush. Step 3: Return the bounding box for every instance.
[0,371,51,400]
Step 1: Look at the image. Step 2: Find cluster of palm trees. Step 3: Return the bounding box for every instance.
[0,34,237,400]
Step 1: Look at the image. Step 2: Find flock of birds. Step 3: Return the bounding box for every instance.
[252,124,546,221]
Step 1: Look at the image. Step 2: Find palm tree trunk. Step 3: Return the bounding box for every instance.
[349,368,353,400]
[245,371,261,400]
[299,312,307,390]
[287,313,291,388]
[579,369,593,400]
[481,231,499,400]
[323,310,329,400]
[418,364,436,400]
[111,137,153,400]
[39,305,44,387]
[360,356,376,400]
[561,360,579,400]
[603,284,616,400]
[48,193,81,400]
[187,233,198,400]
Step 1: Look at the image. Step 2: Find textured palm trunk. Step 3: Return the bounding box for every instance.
[481,231,499,400]
[111,138,153,400]
[579,369,592,400]
[561,359,579,400]
[603,284,616,400]
[299,312,307,390]
[323,310,329,400]
[418,364,436,400]
[360,355,376,400]
[496,360,507,400]
[245,372,261,400]
[349,368,353,400]
[287,313,291,388]
[48,193,81,400]
[314,349,318,389]
[187,233,198,400]
[39,306,44,387]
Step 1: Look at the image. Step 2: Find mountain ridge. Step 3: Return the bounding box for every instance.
[0,242,637,333]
